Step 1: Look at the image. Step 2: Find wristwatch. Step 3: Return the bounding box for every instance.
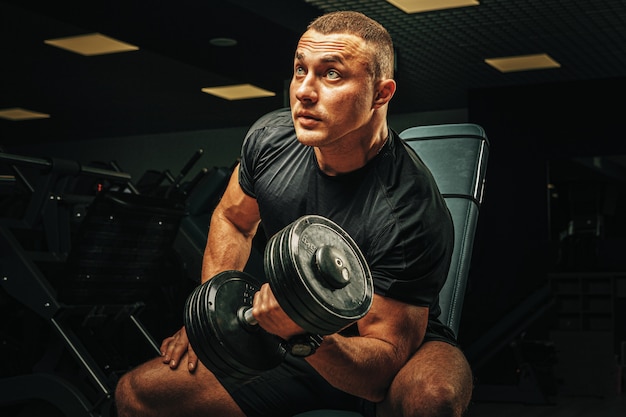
[284,333,323,357]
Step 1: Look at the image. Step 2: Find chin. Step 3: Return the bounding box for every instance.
[294,128,323,147]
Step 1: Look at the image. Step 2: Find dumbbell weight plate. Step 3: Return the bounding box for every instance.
[265,215,373,335]
[184,270,286,380]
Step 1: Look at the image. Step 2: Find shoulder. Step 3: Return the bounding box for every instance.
[239,108,305,197]
[375,131,437,200]
[242,108,295,154]
[246,107,293,136]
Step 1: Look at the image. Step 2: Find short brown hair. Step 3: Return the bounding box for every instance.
[307,11,395,80]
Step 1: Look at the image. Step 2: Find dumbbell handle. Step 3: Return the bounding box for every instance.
[238,245,351,328]
[238,306,258,327]
[237,245,350,329]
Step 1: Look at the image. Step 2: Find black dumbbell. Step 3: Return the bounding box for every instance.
[184,215,373,380]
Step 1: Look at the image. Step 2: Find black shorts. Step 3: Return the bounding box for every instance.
[218,319,458,417]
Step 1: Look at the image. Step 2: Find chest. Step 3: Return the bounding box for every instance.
[254,146,378,243]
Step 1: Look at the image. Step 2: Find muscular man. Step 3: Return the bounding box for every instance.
[115,10,473,417]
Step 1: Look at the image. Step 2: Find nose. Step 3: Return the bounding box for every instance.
[292,74,318,103]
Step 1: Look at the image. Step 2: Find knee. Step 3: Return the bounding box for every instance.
[114,372,133,416]
[381,378,472,417]
[412,378,470,417]
[114,370,145,417]
[379,368,473,417]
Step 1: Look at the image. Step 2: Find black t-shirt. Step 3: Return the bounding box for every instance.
[239,108,453,319]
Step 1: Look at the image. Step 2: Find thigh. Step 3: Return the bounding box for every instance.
[377,341,473,417]
[225,355,363,417]
[116,354,244,417]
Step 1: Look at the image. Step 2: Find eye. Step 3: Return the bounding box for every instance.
[326,69,340,80]
[295,66,305,76]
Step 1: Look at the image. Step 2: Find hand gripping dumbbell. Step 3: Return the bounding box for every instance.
[184,215,373,380]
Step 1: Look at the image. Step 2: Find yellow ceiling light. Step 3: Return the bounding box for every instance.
[0,107,50,121]
[386,0,479,13]
[202,84,276,100]
[44,33,139,56]
[485,53,561,73]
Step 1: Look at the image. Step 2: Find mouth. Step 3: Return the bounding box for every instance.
[295,112,321,128]
[297,113,320,120]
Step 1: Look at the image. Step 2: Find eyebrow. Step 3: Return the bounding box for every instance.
[295,51,345,65]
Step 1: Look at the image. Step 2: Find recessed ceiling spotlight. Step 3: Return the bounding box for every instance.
[210,37,237,47]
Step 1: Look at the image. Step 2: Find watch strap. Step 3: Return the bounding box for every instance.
[283,333,323,357]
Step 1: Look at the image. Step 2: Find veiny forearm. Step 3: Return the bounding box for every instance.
[306,332,405,402]
[306,297,428,402]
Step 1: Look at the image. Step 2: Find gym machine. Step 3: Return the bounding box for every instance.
[0,149,229,416]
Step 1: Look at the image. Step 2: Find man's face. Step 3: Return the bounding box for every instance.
[290,30,377,148]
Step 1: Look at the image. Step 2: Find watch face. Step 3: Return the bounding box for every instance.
[291,344,312,357]
[286,334,322,357]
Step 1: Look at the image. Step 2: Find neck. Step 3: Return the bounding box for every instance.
[315,120,389,176]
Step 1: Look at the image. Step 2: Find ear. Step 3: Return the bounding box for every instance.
[373,78,396,108]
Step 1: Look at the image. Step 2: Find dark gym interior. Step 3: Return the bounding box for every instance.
[1,1,626,416]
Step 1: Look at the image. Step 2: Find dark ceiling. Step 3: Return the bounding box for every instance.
[1,0,626,146]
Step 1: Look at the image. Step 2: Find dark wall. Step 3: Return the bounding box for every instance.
[460,77,626,344]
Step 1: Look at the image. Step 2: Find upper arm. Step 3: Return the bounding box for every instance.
[202,164,261,280]
[213,164,261,237]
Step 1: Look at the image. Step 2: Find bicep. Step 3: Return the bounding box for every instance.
[202,165,261,280]
[213,164,261,236]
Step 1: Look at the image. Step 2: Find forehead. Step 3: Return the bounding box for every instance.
[295,30,367,62]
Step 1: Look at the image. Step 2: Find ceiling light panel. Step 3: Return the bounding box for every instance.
[202,84,276,100]
[386,0,479,14]
[44,33,139,56]
[0,108,50,121]
[485,53,561,73]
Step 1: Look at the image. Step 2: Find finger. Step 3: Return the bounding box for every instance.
[167,327,190,369]
[160,335,175,363]
[251,288,262,319]
[187,341,199,373]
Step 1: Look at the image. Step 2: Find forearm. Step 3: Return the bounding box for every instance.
[306,332,405,402]
[305,296,428,402]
